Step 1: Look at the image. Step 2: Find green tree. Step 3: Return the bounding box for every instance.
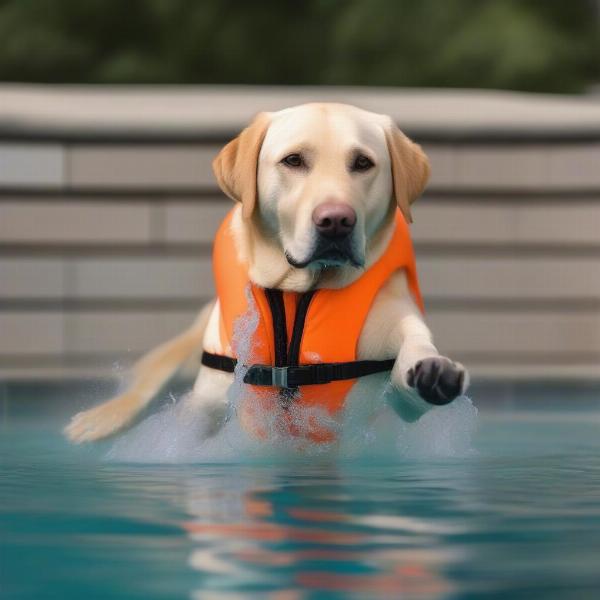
[0,0,597,92]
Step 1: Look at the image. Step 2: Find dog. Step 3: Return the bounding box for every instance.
[65,103,468,445]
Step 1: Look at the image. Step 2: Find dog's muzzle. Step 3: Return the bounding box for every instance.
[286,235,363,268]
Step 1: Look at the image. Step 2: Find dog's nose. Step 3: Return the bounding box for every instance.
[312,203,357,238]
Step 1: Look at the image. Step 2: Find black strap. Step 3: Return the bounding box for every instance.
[202,287,391,392]
[264,289,288,367]
[287,290,316,367]
[201,351,395,388]
[201,351,236,372]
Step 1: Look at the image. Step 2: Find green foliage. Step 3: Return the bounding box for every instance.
[0,0,597,92]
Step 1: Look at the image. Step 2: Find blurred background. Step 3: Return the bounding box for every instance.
[0,0,599,91]
[1,0,600,384]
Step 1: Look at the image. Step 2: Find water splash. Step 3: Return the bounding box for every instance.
[106,285,478,463]
[227,285,260,415]
[105,393,477,464]
[396,396,479,459]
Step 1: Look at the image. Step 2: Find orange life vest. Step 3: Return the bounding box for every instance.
[201,208,423,443]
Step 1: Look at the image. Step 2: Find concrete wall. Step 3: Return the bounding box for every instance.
[1,86,600,381]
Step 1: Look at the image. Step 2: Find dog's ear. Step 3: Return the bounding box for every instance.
[212,113,270,220]
[384,123,430,223]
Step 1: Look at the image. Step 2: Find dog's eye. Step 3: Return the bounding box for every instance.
[352,154,375,172]
[281,153,304,168]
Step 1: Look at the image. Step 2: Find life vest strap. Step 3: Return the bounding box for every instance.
[201,350,237,373]
[201,351,395,389]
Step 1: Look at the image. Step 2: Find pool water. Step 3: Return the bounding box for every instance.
[2,381,600,599]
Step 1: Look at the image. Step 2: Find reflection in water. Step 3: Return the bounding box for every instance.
[180,466,465,598]
[4,404,600,599]
[104,390,477,596]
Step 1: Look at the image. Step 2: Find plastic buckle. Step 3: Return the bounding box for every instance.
[271,366,289,388]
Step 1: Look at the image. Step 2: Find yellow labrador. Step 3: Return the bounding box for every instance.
[65,103,468,444]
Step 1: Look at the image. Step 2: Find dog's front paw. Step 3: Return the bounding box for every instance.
[406,357,468,406]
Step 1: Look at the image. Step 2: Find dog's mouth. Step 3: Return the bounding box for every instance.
[286,239,363,269]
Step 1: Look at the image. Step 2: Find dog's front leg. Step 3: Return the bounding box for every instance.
[178,300,235,438]
[362,271,469,420]
[181,366,234,438]
[391,305,469,418]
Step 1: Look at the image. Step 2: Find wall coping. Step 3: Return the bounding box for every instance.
[1,84,600,143]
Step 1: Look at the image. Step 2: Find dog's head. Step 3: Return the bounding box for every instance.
[213,103,429,289]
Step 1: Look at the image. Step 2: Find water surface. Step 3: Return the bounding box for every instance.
[2,381,600,599]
